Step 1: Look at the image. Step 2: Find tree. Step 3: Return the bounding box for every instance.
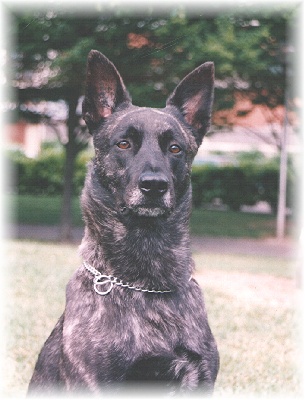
[10,4,297,239]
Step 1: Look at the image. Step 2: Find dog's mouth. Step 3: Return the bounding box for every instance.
[120,206,172,218]
[132,206,168,217]
[120,204,172,218]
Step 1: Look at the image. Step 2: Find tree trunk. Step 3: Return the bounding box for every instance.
[59,95,80,242]
[60,141,78,241]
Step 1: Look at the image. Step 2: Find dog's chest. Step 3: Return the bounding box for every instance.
[62,272,210,385]
[75,296,178,347]
[64,286,193,359]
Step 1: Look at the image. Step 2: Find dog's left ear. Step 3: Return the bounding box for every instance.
[82,50,131,129]
[166,62,214,146]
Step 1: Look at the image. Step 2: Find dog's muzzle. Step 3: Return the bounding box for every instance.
[121,171,174,218]
[122,183,173,218]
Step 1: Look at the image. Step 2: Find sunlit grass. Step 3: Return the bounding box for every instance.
[4,240,302,397]
[207,288,301,397]
[193,252,296,278]
[4,241,80,396]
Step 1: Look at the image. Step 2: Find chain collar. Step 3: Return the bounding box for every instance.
[83,261,173,295]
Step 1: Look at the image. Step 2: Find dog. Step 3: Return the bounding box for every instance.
[28,50,219,395]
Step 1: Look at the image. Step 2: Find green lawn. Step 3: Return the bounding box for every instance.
[191,208,279,238]
[9,194,298,238]
[10,194,83,226]
[4,240,301,397]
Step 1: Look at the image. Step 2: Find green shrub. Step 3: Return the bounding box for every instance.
[73,150,93,194]
[7,148,91,196]
[191,165,258,211]
[19,150,64,195]
[255,165,279,212]
[255,161,296,213]
[192,166,222,208]
[191,161,295,213]
[28,150,65,195]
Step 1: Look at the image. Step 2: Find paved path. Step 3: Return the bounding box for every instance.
[7,224,299,259]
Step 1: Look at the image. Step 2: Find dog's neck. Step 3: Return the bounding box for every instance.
[79,175,193,292]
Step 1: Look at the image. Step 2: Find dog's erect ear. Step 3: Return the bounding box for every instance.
[166,62,214,146]
[82,50,131,128]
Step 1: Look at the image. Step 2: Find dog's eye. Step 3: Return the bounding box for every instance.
[117,140,131,150]
[169,144,182,154]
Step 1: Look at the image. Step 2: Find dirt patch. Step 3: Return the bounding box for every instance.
[194,270,299,308]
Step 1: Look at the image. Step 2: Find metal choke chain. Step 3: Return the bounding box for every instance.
[83,261,172,295]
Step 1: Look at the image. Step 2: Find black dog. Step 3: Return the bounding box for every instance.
[28,50,219,395]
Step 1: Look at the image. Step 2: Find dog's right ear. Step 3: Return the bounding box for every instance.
[82,50,131,129]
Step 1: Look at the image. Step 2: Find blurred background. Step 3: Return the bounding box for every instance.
[2,1,303,398]
[3,1,302,242]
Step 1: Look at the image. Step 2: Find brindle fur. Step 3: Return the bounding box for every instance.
[28,51,219,396]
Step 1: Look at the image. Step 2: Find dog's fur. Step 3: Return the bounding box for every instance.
[28,51,219,395]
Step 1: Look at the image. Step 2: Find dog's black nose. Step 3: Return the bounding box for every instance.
[139,172,169,197]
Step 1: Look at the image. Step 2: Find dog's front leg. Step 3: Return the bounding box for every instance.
[171,349,215,394]
[28,314,64,394]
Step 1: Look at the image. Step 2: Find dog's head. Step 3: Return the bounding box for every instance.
[82,50,214,218]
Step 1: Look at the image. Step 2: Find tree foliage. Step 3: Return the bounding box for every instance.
[13,5,297,109]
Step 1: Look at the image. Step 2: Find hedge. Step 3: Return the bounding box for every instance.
[192,162,296,212]
[192,165,257,211]
[6,149,296,213]
[7,148,92,196]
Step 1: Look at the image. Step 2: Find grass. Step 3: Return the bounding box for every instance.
[193,252,296,278]
[9,194,83,226]
[8,194,298,238]
[3,240,302,398]
[190,208,280,238]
